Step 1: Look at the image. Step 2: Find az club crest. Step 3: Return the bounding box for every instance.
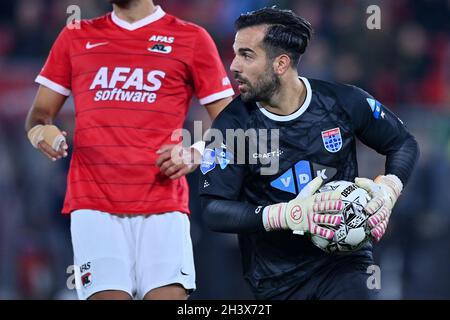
[321,127,342,153]
[81,272,92,288]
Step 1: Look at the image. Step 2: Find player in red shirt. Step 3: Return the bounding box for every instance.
[25,0,233,300]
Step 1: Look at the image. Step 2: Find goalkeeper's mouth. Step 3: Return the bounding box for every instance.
[235,78,248,92]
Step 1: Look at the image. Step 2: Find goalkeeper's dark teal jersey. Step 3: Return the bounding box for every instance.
[199,77,419,299]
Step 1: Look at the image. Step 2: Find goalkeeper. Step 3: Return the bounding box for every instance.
[199,7,419,300]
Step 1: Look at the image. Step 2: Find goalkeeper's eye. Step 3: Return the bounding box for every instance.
[240,52,253,61]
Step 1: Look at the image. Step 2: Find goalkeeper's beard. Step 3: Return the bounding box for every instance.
[237,65,281,103]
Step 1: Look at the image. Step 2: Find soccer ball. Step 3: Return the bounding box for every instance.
[311,180,372,253]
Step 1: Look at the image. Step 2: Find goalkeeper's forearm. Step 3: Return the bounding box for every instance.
[385,134,419,186]
[200,195,265,234]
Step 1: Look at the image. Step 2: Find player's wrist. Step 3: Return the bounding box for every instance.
[189,140,205,156]
[186,141,205,166]
[376,174,403,205]
[382,174,403,195]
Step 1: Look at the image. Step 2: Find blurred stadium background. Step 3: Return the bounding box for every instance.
[0,0,449,299]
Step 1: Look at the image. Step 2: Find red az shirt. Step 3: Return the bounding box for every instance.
[36,6,234,215]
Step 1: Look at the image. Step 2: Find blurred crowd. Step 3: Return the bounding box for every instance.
[0,0,449,299]
[1,0,449,110]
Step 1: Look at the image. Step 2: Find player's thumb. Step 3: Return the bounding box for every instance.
[298,176,323,198]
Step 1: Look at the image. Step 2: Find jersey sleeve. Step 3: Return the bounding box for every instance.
[198,111,246,200]
[342,85,411,154]
[341,85,419,184]
[35,27,72,96]
[189,27,234,105]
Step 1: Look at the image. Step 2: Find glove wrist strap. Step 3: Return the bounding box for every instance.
[263,203,288,231]
[377,174,403,198]
[384,174,403,195]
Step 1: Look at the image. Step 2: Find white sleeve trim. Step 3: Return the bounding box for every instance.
[199,88,234,105]
[35,75,71,96]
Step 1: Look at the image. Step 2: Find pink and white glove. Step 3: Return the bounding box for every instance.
[355,174,403,243]
[263,177,343,240]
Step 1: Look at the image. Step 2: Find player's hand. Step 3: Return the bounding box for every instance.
[355,175,403,243]
[263,177,343,240]
[27,124,69,162]
[156,144,201,179]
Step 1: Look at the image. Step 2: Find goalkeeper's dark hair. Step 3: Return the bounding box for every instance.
[235,6,313,68]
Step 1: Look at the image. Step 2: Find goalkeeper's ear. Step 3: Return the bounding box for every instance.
[297,176,323,198]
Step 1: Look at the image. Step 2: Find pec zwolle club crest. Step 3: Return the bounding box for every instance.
[321,127,342,153]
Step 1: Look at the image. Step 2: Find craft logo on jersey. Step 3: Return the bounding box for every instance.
[253,149,284,159]
[321,127,342,153]
[366,98,385,119]
[270,160,337,195]
[90,67,166,104]
[215,147,233,169]
[200,148,216,174]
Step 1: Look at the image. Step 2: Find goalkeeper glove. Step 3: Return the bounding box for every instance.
[355,174,403,243]
[27,124,66,151]
[262,177,343,240]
